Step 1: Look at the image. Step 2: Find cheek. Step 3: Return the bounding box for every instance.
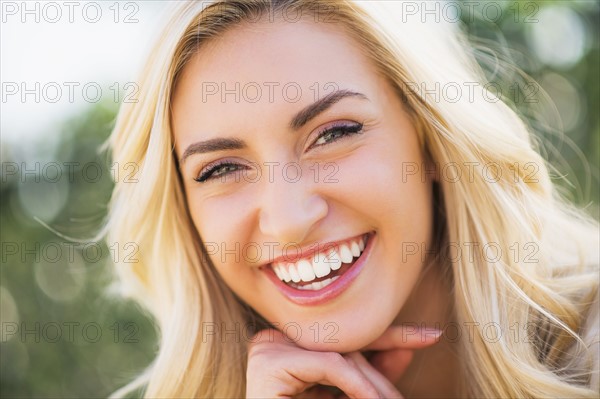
[186,190,258,283]
[324,135,433,273]
[323,136,431,224]
[188,186,256,243]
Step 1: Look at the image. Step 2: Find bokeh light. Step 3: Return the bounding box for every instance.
[526,6,588,69]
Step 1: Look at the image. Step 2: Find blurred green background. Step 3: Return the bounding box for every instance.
[1,1,598,397]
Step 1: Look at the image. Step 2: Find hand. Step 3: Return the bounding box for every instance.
[246,328,385,398]
[246,326,442,398]
[361,325,443,386]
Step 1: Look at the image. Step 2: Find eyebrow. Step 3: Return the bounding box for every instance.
[178,89,368,165]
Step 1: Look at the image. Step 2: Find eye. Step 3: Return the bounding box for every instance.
[308,121,364,150]
[194,161,246,183]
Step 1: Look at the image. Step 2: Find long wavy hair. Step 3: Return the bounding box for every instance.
[104,1,599,397]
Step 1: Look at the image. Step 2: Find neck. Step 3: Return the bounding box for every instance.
[392,263,463,398]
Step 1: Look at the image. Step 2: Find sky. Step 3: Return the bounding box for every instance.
[1,1,168,147]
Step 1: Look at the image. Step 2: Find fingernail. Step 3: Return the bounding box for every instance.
[421,328,443,339]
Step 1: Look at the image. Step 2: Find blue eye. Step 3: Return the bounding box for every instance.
[195,162,245,183]
[310,122,364,149]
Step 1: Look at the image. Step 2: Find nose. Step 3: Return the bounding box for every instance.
[258,173,328,245]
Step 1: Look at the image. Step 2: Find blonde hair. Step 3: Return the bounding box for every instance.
[104,1,599,397]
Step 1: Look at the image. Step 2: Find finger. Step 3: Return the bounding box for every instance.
[362,326,442,351]
[368,349,414,383]
[345,352,403,399]
[286,351,381,399]
[248,328,289,346]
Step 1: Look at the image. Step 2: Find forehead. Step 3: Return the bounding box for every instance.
[177,17,377,87]
[171,18,383,148]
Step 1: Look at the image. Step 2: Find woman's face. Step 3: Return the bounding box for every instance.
[172,18,434,352]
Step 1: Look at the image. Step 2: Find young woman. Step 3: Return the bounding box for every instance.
[105,1,599,397]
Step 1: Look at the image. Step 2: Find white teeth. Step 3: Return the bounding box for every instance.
[326,249,342,270]
[312,253,331,278]
[339,244,353,263]
[297,259,316,282]
[279,265,291,282]
[288,263,301,283]
[274,266,283,280]
[350,241,361,257]
[271,235,370,286]
[293,275,340,290]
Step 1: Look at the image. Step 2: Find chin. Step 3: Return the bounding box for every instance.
[280,319,387,354]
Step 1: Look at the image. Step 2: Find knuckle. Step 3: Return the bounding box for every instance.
[323,351,346,367]
[247,346,272,365]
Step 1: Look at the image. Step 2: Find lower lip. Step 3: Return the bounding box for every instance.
[262,232,375,306]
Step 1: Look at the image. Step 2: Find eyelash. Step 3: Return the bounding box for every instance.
[194,121,364,183]
[309,121,364,150]
[194,161,245,183]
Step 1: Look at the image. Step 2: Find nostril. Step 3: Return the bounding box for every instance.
[257,193,328,244]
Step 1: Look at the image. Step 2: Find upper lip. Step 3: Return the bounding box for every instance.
[259,232,369,268]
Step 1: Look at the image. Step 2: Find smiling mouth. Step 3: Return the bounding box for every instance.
[269,232,371,291]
